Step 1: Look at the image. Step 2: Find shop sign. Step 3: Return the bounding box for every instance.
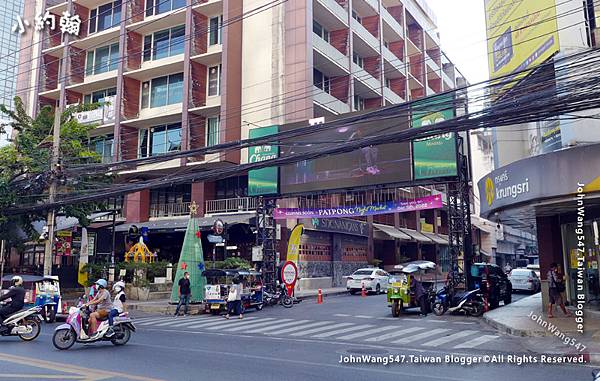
[286,224,304,264]
[421,222,434,233]
[308,218,368,237]
[248,126,279,196]
[55,230,73,256]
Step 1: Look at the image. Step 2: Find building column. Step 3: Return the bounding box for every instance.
[191,182,215,216]
[125,190,150,223]
[536,215,564,311]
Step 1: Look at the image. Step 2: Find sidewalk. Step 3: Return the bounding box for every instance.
[483,292,600,364]
[127,287,350,315]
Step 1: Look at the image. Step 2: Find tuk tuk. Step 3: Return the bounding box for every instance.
[386,261,436,317]
[202,269,264,315]
[1,275,64,322]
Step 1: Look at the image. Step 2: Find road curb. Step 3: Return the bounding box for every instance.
[482,314,548,337]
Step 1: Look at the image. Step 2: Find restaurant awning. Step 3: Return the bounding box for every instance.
[420,232,448,245]
[399,228,432,243]
[114,213,255,233]
[373,224,411,240]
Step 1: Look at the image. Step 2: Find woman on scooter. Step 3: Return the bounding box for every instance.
[106,281,126,338]
[83,279,112,336]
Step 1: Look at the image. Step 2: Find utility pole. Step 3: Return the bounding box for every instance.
[43,2,72,276]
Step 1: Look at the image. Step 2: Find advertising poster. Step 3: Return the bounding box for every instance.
[485,0,560,95]
[248,126,279,196]
[411,93,457,179]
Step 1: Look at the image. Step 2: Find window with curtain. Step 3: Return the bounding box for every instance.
[209,16,222,45]
[141,73,184,109]
[88,0,122,35]
[143,25,185,62]
[206,117,220,147]
[85,43,119,76]
[92,135,114,163]
[207,65,221,96]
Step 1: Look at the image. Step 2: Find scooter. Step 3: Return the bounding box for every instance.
[0,304,43,341]
[52,304,135,350]
[432,286,484,317]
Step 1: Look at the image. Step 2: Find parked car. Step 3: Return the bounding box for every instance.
[526,264,541,278]
[346,268,390,295]
[470,263,512,308]
[509,268,541,293]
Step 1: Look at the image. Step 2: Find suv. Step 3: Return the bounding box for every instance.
[470,263,512,308]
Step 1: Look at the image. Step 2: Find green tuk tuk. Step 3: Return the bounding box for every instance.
[386,261,436,317]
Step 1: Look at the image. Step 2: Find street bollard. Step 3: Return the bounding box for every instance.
[317,289,323,304]
[361,283,367,298]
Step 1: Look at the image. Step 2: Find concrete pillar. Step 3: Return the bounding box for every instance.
[125,190,150,223]
[191,182,215,216]
[536,215,564,310]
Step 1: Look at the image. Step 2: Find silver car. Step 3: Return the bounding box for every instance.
[509,269,541,293]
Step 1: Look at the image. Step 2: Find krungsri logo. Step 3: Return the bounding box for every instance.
[485,177,495,206]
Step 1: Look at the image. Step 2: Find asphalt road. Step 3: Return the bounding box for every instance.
[0,292,595,381]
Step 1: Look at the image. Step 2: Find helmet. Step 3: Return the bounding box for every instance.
[11,275,23,287]
[95,279,108,289]
[113,281,125,292]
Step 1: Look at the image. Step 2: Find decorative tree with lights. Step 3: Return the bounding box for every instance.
[171,202,206,303]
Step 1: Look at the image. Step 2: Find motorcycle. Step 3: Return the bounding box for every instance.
[52,304,135,350]
[0,304,43,341]
[432,286,485,317]
[263,283,295,308]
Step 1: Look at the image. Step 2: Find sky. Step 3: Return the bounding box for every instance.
[428,0,489,84]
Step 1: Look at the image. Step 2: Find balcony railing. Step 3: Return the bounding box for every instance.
[74,96,116,125]
[205,197,257,215]
[150,202,192,218]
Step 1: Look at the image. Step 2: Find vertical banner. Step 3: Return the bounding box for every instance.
[55,231,73,256]
[411,93,457,179]
[248,125,279,196]
[286,224,304,265]
[78,228,89,287]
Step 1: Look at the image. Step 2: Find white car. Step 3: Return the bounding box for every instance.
[346,268,389,295]
[509,268,541,293]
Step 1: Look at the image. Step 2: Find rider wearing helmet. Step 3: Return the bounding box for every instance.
[83,279,112,336]
[106,281,126,338]
[0,276,25,324]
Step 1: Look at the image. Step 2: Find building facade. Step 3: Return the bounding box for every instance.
[480,0,600,310]
[18,0,471,288]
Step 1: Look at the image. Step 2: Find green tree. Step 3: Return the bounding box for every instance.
[0,97,113,246]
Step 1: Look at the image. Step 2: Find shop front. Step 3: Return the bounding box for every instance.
[479,143,600,310]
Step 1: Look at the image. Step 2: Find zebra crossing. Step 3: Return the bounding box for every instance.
[132,315,500,350]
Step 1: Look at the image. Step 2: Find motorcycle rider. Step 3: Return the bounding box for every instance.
[0,276,25,329]
[83,279,112,336]
[106,281,126,338]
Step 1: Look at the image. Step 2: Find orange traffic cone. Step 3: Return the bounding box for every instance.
[317,289,323,304]
[361,283,367,298]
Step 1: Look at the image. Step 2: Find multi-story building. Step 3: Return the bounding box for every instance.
[0,0,25,141]
[478,0,600,309]
[18,0,470,288]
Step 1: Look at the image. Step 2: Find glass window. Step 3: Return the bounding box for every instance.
[94,46,110,74]
[89,9,97,34]
[141,81,150,109]
[86,44,119,76]
[313,69,330,93]
[209,16,222,45]
[109,43,119,71]
[167,73,183,104]
[150,76,168,108]
[313,21,329,42]
[352,10,361,24]
[139,129,149,157]
[167,124,182,152]
[150,126,167,156]
[140,123,182,157]
[353,52,364,68]
[206,117,219,147]
[353,95,365,111]
[143,35,152,61]
[86,51,94,76]
[90,1,121,34]
[153,30,170,60]
[93,135,114,163]
[150,0,185,16]
[170,26,185,55]
[156,0,171,14]
[207,65,221,96]
[97,3,113,31]
[113,0,122,25]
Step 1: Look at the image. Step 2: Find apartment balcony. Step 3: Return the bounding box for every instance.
[39,84,62,100]
[126,103,184,127]
[191,44,223,67]
[313,34,350,74]
[192,0,224,15]
[425,52,441,76]
[66,70,118,95]
[381,7,404,41]
[313,86,351,115]
[354,0,379,14]
[314,0,349,27]
[406,35,421,56]
[74,96,116,126]
[383,86,403,104]
[205,197,258,215]
[128,7,187,36]
[442,71,454,89]
[426,85,436,96]
[352,63,381,97]
[70,27,120,51]
[403,1,437,39]
[124,54,185,81]
[351,19,379,54]
[382,45,405,75]
[150,202,192,218]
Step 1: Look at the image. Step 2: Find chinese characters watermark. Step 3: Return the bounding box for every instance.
[13,10,81,36]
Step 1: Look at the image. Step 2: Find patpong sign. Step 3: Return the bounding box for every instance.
[281,261,298,297]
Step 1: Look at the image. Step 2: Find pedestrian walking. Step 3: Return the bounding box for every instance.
[225,277,243,320]
[410,278,428,317]
[547,263,573,318]
[175,272,191,316]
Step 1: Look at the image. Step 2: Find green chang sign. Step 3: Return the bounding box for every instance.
[248,126,279,196]
[411,94,457,179]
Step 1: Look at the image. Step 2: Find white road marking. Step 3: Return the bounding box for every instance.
[136,317,173,325]
[333,314,350,317]
[250,320,313,333]
[355,315,374,319]
[364,327,425,343]
[153,316,212,327]
[453,322,476,325]
[218,318,285,332]
[453,335,498,349]
[391,328,451,344]
[311,324,374,338]
[335,326,397,341]
[265,321,333,335]
[421,330,478,347]
[290,323,354,337]
[186,317,259,329]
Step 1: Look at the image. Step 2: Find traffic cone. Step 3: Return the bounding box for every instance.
[361,283,367,298]
[317,289,323,304]
[483,295,489,313]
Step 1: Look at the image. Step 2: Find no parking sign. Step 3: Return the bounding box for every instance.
[281,261,298,297]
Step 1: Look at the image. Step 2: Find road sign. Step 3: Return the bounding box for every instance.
[207,234,224,244]
[281,261,298,296]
